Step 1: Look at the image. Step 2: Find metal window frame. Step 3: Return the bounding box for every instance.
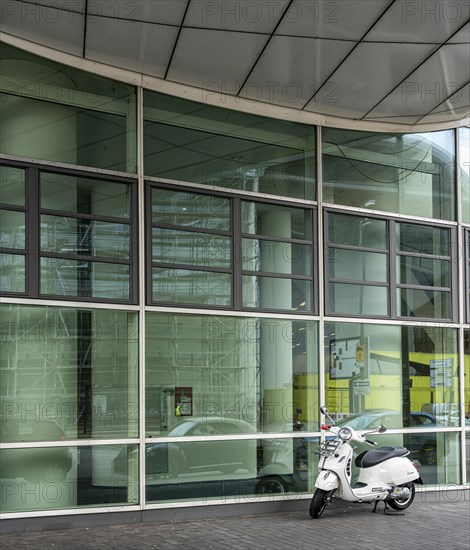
[146,181,318,315]
[0,158,139,305]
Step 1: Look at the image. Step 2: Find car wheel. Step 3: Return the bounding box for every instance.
[256,476,287,495]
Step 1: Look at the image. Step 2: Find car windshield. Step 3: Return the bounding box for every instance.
[336,414,378,431]
[168,422,197,436]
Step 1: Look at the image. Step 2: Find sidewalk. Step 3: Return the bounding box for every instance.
[1,490,469,550]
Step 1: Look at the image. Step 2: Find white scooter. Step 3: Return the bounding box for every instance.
[310,406,422,518]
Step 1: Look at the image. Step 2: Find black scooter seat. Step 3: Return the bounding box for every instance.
[355,446,409,468]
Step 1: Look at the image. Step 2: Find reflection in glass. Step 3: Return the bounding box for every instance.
[0,253,25,292]
[0,306,138,441]
[243,239,312,276]
[328,213,387,249]
[144,91,315,200]
[0,165,25,205]
[460,128,470,224]
[0,210,25,249]
[145,314,319,436]
[41,173,131,218]
[323,128,455,220]
[40,258,130,300]
[152,228,231,268]
[0,44,136,172]
[397,223,450,256]
[144,437,319,504]
[41,216,130,259]
[397,257,450,287]
[152,188,231,230]
[0,445,138,512]
[243,275,312,311]
[329,249,387,282]
[398,288,451,320]
[152,268,231,306]
[242,202,312,239]
[329,283,388,316]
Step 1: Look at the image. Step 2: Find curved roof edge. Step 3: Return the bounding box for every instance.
[1,32,468,134]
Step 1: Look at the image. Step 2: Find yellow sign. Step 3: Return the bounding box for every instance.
[356,344,364,363]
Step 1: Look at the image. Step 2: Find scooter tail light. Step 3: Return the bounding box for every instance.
[411,461,420,471]
[321,424,331,430]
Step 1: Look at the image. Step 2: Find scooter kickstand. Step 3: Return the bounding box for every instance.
[372,500,404,516]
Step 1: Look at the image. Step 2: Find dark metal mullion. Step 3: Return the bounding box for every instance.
[329,278,389,288]
[146,184,154,304]
[0,247,25,255]
[232,197,241,310]
[153,222,231,238]
[395,283,451,292]
[389,219,397,318]
[28,166,39,297]
[152,262,231,274]
[129,180,138,304]
[242,270,311,281]
[328,243,389,255]
[40,208,131,225]
[396,250,452,261]
[241,233,312,245]
[323,209,331,314]
[40,251,131,265]
[82,0,88,58]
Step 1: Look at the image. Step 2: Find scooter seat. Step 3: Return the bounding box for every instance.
[355,446,409,468]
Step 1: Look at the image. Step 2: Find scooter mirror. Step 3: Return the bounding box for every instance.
[377,425,387,433]
[320,406,329,415]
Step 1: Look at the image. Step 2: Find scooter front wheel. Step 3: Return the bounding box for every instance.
[387,482,415,511]
[309,488,332,519]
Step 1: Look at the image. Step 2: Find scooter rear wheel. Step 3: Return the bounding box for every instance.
[309,488,330,519]
[387,482,415,511]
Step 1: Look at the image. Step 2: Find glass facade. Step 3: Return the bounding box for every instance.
[0,46,468,519]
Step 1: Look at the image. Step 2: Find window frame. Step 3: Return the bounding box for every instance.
[324,208,457,322]
[0,159,138,304]
[146,182,317,314]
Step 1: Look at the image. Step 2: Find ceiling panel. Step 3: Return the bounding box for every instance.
[418,83,470,124]
[86,18,178,78]
[366,0,469,43]
[184,0,290,33]
[447,22,470,42]
[166,28,267,91]
[0,6,84,56]
[239,35,353,108]
[365,43,470,119]
[97,0,188,25]
[276,0,391,40]
[13,0,86,11]
[303,42,435,117]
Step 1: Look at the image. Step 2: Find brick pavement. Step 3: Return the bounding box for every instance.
[0,490,469,550]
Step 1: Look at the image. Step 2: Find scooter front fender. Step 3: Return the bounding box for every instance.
[315,470,339,492]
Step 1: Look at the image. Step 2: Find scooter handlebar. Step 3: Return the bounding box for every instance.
[364,439,377,446]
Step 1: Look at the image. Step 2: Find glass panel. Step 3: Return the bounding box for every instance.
[328,213,387,249]
[329,249,388,282]
[41,172,130,218]
[0,165,25,205]
[0,253,25,292]
[397,257,450,287]
[243,276,311,311]
[398,288,451,319]
[460,128,470,224]
[323,128,456,220]
[145,436,320,504]
[397,223,450,256]
[152,268,231,306]
[325,323,459,429]
[152,228,231,268]
[0,44,136,172]
[151,188,231,230]
[328,283,388,316]
[144,91,315,200]
[0,444,138,512]
[0,306,138,441]
[41,215,130,259]
[0,209,26,249]
[145,314,319,435]
[243,239,311,276]
[242,202,311,239]
[40,258,130,300]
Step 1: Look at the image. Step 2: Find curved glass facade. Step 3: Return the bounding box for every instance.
[0,45,469,518]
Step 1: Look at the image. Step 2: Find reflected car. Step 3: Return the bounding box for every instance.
[114,417,257,478]
[335,409,446,465]
[0,418,73,482]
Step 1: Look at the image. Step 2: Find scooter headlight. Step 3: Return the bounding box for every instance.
[338,427,352,441]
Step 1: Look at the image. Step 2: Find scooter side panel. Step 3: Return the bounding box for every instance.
[357,457,419,486]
